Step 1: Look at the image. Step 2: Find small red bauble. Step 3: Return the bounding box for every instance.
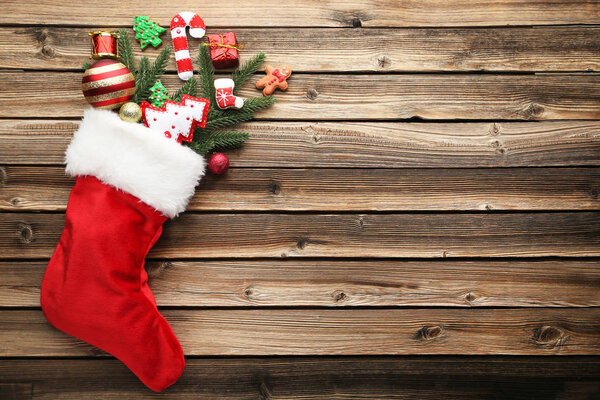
[207,153,229,175]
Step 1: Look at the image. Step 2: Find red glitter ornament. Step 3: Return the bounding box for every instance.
[207,153,229,175]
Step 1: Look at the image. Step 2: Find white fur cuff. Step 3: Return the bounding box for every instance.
[66,108,205,218]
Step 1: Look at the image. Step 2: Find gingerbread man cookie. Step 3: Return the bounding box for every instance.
[256,65,291,96]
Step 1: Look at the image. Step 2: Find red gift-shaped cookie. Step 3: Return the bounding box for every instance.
[206,32,240,69]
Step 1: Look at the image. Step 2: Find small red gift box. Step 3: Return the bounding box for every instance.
[206,32,240,69]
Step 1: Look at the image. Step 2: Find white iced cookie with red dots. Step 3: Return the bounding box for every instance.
[141,95,210,143]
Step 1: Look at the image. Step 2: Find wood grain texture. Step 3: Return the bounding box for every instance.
[3,27,599,72]
[2,0,600,393]
[2,166,599,212]
[2,308,599,356]
[2,72,600,120]
[1,0,599,27]
[2,260,599,307]
[0,384,32,400]
[0,357,599,399]
[1,120,599,167]
[1,212,599,259]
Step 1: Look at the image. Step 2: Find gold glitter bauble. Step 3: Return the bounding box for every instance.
[119,102,142,123]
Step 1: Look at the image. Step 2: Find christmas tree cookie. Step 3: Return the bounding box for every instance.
[133,16,166,49]
[148,79,168,108]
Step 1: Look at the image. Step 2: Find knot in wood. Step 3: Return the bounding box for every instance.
[416,325,444,341]
[147,261,173,279]
[269,180,281,195]
[158,261,173,274]
[306,88,319,100]
[35,28,49,43]
[525,103,545,119]
[302,126,314,134]
[243,286,254,299]
[489,123,501,136]
[351,17,362,28]
[88,346,106,356]
[40,44,56,58]
[10,197,24,207]
[17,223,34,244]
[331,290,348,303]
[464,291,478,304]
[377,55,391,69]
[258,380,273,400]
[356,216,365,230]
[296,237,308,249]
[533,325,568,347]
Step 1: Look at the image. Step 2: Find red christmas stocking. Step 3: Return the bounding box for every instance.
[214,78,244,109]
[40,108,206,392]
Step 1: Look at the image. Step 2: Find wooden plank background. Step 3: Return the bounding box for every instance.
[0,0,599,398]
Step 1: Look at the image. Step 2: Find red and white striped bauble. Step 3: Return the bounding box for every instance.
[171,11,206,81]
[82,59,135,109]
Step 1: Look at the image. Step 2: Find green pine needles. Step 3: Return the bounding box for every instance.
[117,28,172,104]
[232,52,265,91]
[117,28,135,73]
[189,45,274,156]
[114,29,274,156]
[170,77,197,102]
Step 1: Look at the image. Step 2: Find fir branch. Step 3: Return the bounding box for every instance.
[82,61,92,70]
[204,96,275,131]
[197,44,215,103]
[133,56,152,104]
[132,45,171,104]
[117,29,136,73]
[231,52,265,93]
[150,45,172,80]
[170,77,197,102]
[188,136,215,156]
[189,130,249,155]
[205,109,254,131]
[208,131,250,151]
[235,96,275,113]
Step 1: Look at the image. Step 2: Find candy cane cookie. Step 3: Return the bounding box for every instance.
[171,12,206,80]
